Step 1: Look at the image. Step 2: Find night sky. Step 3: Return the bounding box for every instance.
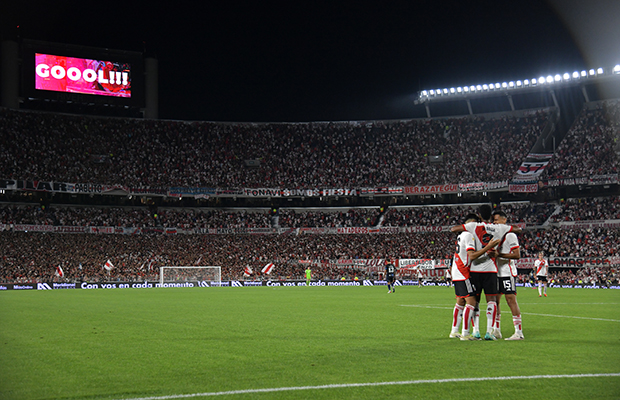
[3,1,619,122]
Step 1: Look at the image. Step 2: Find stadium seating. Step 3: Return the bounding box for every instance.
[0,107,549,187]
[1,101,619,287]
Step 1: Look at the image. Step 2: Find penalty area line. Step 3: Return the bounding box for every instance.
[118,373,620,400]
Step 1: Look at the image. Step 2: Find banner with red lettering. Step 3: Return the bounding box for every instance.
[509,183,539,193]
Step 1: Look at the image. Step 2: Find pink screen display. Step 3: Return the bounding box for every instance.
[35,53,131,98]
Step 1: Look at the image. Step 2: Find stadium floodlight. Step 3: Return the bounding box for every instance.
[418,64,620,100]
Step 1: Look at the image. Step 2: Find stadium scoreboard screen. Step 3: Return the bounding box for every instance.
[21,40,145,108]
[35,53,131,98]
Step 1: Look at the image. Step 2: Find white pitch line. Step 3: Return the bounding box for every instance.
[523,312,620,322]
[400,304,453,309]
[399,304,620,322]
[117,373,620,400]
[516,303,620,305]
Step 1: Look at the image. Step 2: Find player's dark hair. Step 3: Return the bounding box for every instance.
[463,213,480,223]
[479,204,493,221]
[492,210,508,219]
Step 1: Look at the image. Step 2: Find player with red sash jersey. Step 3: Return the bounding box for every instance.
[449,213,500,340]
[534,251,549,297]
[451,204,521,340]
[492,210,524,340]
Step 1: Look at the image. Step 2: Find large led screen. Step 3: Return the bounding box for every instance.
[35,53,131,98]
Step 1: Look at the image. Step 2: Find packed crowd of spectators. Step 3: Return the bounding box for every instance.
[1,107,547,188]
[517,266,619,287]
[549,196,620,222]
[0,204,380,229]
[277,208,379,228]
[2,197,618,230]
[519,227,620,258]
[2,101,620,287]
[548,266,618,286]
[2,222,620,284]
[382,202,557,227]
[0,231,454,283]
[2,216,619,286]
[0,205,273,229]
[544,100,620,179]
[155,209,272,229]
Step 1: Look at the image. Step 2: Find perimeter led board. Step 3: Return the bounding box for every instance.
[21,40,144,107]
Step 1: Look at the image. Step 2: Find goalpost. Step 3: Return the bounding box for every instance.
[159,266,221,286]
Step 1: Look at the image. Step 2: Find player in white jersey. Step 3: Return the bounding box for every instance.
[416,267,424,288]
[449,213,500,340]
[534,251,549,297]
[492,210,524,340]
[451,204,521,340]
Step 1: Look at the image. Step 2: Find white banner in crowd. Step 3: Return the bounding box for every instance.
[9,175,618,199]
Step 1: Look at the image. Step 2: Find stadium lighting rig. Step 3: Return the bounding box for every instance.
[415,63,620,104]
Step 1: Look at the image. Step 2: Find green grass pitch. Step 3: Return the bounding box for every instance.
[1,285,619,399]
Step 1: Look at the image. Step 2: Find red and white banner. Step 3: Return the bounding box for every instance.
[397,258,450,270]
[55,265,64,277]
[557,220,620,229]
[458,181,508,192]
[516,257,616,268]
[103,259,114,271]
[542,174,619,188]
[358,187,404,195]
[515,162,550,178]
[404,184,459,194]
[514,153,553,180]
[509,183,539,193]
[261,263,274,274]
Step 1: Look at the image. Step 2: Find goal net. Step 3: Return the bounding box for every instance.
[159,266,221,286]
